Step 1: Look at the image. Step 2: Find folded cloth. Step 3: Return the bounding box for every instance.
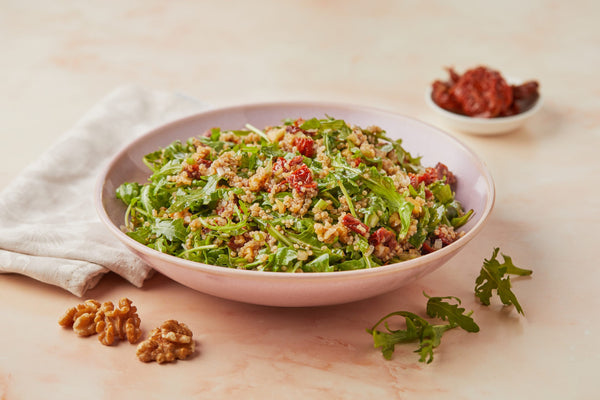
[0,85,209,296]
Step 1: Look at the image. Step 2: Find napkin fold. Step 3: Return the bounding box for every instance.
[0,85,209,296]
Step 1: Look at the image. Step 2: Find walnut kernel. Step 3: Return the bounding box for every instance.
[94,298,142,346]
[58,299,101,337]
[59,298,141,345]
[136,320,195,364]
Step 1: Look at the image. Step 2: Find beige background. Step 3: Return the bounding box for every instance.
[1,1,599,399]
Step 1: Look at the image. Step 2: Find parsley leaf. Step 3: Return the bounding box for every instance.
[474,248,533,315]
[151,218,187,242]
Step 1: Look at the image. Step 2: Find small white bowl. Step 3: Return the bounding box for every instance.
[425,84,542,135]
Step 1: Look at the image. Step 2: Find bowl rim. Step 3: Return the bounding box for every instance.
[425,83,543,125]
[94,101,496,283]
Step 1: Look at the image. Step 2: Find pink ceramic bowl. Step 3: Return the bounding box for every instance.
[95,102,495,307]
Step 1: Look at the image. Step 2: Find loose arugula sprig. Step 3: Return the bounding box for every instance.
[474,247,532,315]
[368,248,533,364]
[367,292,479,363]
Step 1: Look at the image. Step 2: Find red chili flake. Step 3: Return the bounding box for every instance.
[287,164,317,192]
[368,227,398,248]
[341,214,370,237]
[293,136,315,158]
[293,118,305,127]
[198,158,212,167]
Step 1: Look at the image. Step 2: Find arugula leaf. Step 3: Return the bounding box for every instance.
[474,248,533,315]
[368,311,425,360]
[451,209,474,228]
[361,167,414,238]
[373,133,422,173]
[300,117,348,131]
[126,225,152,244]
[368,292,479,363]
[142,141,191,172]
[424,292,479,332]
[302,253,332,272]
[168,175,224,212]
[271,247,299,272]
[416,323,455,364]
[300,117,321,130]
[367,310,455,364]
[430,182,453,204]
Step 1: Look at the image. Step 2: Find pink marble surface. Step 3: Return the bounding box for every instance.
[1,1,599,399]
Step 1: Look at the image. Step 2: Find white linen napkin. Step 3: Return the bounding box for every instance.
[0,85,209,296]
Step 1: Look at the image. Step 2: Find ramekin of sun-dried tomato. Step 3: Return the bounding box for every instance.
[426,65,542,135]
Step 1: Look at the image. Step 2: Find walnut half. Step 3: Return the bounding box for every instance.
[58,299,101,337]
[58,297,142,346]
[95,298,142,346]
[136,320,195,364]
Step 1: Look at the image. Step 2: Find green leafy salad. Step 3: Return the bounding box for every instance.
[116,117,473,272]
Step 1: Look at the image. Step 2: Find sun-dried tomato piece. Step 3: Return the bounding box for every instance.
[424,188,434,200]
[451,66,513,117]
[293,136,315,158]
[351,157,363,167]
[434,162,456,187]
[288,155,305,168]
[273,157,288,172]
[227,237,244,251]
[409,167,438,187]
[368,227,398,249]
[286,125,304,134]
[287,164,317,192]
[431,80,462,114]
[341,214,370,237]
[409,163,456,188]
[431,66,538,118]
[421,242,435,254]
[434,229,455,246]
[182,163,203,180]
[509,81,540,115]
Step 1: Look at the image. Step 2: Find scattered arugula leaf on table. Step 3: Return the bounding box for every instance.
[474,247,533,315]
[366,292,479,363]
[368,248,533,363]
